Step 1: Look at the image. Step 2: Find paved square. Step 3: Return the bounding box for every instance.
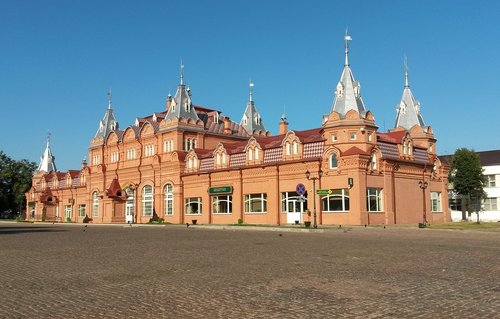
[0,223,499,318]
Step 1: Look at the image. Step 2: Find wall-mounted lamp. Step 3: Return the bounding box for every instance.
[348,177,354,189]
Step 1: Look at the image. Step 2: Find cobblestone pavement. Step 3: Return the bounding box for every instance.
[0,223,499,319]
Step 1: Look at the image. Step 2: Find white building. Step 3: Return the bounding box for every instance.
[442,150,500,222]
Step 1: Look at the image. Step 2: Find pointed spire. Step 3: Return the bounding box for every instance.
[240,80,267,135]
[94,91,119,140]
[249,79,254,102]
[394,57,427,131]
[404,55,409,88]
[344,29,352,66]
[330,31,367,118]
[107,88,112,109]
[180,60,185,85]
[36,130,57,173]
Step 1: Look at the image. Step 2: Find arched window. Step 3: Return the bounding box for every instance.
[92,191,99,217]
[293,141,299,155]
[286,142,291,156]
[371,152,377,170]
[142,185,153,216]
[164,184,174,216]
[330,154,338,169]
[249,148,253,161]
[255,148,259,159]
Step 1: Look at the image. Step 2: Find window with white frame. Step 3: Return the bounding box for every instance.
[330,154,338,169]
[142,185,153,216]
[483,198,498,211]
[92,155,100,165]
[281,192,308,213]
[371,152,377,170]
[331,134,337,142]
[321,189,350,212]
[255,148,259,159]
[144,144,155,157]
[431,192,442,212]
[244,193,267,213]
[248,148,253,161]
[65,205,72,218]
[368,132,372,142]
[164,184,174,216]
[292,141,299,155]
[111,152,119,163]
[285,142,291,155]
[367,188,383,212]
[212,195,232,214]
[486,175,496,187]
[78,204,86,217]
[163,140,173,153]
[185,197,202,214]
[125,188,135,217]
[127,148,136,160]
[92,191,99,217]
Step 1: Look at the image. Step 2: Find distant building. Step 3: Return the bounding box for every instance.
[26,34,450,225]
[440,150,500,222]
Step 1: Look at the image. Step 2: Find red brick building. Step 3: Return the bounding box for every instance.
[26,35,450,226]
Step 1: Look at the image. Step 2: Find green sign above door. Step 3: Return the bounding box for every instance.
[208,186,233,195]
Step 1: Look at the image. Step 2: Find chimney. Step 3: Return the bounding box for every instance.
[279,119,288,135]
[223,117,232,134]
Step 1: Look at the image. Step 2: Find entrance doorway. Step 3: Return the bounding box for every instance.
[125,188,135,223]
[282,191,308,224]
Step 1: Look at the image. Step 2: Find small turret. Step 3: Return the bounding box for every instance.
[36,131,57,173]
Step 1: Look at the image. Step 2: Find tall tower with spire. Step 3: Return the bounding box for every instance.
[36,131,57,173]
[164,63,200,122]
[393,57,428,131]
[240,80,268,136]
[94,89,119,140]
[330,31,368,118]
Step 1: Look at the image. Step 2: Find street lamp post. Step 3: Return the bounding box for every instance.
[306,168,323,229]
[419,180,428,225]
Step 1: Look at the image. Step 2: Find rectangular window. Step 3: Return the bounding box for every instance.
[78,204,86,217]
[127,148,136,160]
[212,195,232,214]
[486,175,496,187]
[322,189,350,212]
[367,188,383,212]
[483,198,498,211]
[185,197,202,215]
[331,134,337,142]
[65,205,72,218]
[368,132,372,142]
[244,193,267,213]
[431,192,442,212]
[350,132,357,140]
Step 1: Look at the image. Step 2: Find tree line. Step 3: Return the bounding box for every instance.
[0,151,37,219]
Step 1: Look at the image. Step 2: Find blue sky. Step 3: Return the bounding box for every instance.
[1,0,499,171]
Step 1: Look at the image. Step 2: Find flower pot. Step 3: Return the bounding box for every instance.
[304,221,311,228]
[191,219,197,225]
[295,220,299,225]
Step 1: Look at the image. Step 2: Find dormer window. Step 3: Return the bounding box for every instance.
[214,112,219,123]
[249,149,253,161]
[255,148,259,159]
[371,152,377,170]
[285,142,291,155]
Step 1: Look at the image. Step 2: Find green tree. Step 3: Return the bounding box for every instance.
[448,148,486,223]
[0,151,37,218]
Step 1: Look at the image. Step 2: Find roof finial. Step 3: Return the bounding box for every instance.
[180,59,185,85]
[107,88,112,109]
[249,79,254,102]
[47,129,51,146]
[344,29,352,66]
[404,55,409,88]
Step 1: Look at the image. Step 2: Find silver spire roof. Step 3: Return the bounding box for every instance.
[94,90,119,139]
[393,60,427,131]
[330,32,368,118]
[240,80,267,134]
[164,64,200,122]
[36,132,57,173]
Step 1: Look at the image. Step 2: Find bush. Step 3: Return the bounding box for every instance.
[237,218,243,225]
